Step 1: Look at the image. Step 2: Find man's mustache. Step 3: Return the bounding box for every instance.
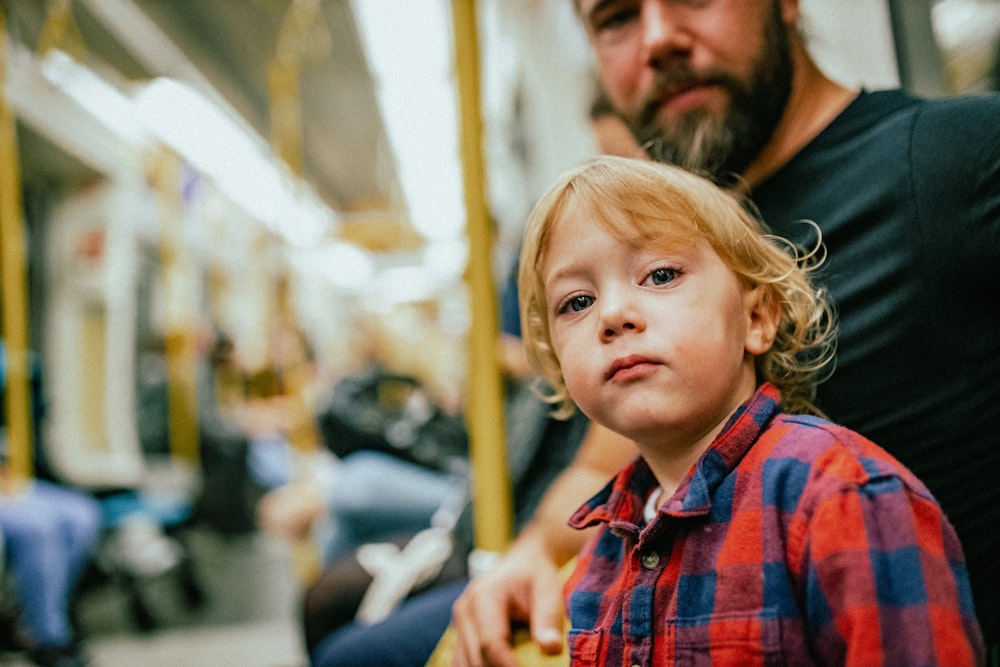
[636,64,736,126]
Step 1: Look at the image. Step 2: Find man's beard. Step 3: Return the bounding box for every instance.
[626,7,793,184]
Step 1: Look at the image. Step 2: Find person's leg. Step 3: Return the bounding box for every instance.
[34,482,102,587]
[310,578,466,667]
[302,541,383,651]
[303,533,469,652]
[323,451,464,562]
[0,483,100,648]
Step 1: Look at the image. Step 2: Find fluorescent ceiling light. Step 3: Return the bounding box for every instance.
[133,77,333,247]
[296,241,375,293]
[36,53,335,247]
[40,49,148,146]
[350,0,465,243]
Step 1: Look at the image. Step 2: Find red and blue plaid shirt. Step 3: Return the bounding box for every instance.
[565,383,984,666]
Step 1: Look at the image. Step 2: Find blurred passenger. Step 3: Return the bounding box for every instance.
[1,342,101,667]
[256,355,469,560]
[257,444,465,566]
[586,90,647,159]
[0,474,101,667]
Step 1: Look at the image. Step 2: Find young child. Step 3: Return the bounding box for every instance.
[517,156,985,666]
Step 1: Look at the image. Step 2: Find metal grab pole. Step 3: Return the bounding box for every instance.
[151,150,200,465]
[0,13,34,480]
[451,0,513,555]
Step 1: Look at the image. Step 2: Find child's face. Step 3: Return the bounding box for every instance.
[540,199,772,451]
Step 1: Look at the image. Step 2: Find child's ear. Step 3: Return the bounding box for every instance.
[744,285,780,356]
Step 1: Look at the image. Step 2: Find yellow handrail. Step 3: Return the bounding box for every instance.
[38,0,87,61]
[0,10,34,480]
[151,149,201,464]
[451,0,512,553]
[269,0,331,179]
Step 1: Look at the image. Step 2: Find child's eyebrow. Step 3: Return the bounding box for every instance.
[542,260,586,287]
[542,271,572,296]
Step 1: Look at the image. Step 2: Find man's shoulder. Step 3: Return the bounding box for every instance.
[914,89,1000,112]
[827,88,917,133]
[828,88,998,138]
[860,89,1000,138]
[909,91,1000,144]
[766,88,998,193]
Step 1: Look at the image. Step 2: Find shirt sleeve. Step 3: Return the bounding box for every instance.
[800,472,985,666]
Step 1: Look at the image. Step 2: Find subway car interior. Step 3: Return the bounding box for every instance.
[0,0,998,665]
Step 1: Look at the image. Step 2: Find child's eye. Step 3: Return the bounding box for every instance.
[645,267,679,286]
[558,294,595,314]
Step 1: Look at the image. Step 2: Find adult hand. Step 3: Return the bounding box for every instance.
[448,422,635,666]
[450,536,566,667]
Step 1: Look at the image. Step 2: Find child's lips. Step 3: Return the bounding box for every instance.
[607,354,658,382]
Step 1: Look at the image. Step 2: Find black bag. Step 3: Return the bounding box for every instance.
[317,368,468,474]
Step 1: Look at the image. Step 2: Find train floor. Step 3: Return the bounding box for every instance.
[1,528,309,667]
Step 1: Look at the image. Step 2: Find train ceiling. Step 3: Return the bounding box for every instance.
[2,0,400,222]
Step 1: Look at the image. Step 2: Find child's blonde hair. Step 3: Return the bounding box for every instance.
[518,156,836,418]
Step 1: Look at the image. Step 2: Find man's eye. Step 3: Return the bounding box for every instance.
[648,267,678,285]
[596,9,637,31]
[589,2,639,33]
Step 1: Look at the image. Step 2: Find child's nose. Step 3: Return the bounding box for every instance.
[603,320,638,340]
[599,296,645,341]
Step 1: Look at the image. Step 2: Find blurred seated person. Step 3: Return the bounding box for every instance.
[257,363,469,565]
[0,470,101,667]
[1,342,101,667]
[257,449,466,566]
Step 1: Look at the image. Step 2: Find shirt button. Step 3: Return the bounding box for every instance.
[640,551,660,569]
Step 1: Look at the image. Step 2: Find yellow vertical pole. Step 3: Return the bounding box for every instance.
[38,0,87,61]
[152,150,200,464]
[268,1,321,457]
[451,0,512,553]
[0,12,34,480]
[268,2,320,581]
[268,56,303,178]
[269,0,329,179]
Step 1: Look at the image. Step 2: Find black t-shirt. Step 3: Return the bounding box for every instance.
[752,89,1000,642]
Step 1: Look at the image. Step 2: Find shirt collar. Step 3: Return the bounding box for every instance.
[568,383,783,535]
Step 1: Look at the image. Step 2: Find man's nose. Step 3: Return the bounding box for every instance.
[640,0,694,67]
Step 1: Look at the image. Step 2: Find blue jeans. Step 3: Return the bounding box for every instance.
[322,451,465,563]
[310,578,466,667]
[0,480,101,646]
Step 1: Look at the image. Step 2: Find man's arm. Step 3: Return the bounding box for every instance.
[450,422,637,667]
